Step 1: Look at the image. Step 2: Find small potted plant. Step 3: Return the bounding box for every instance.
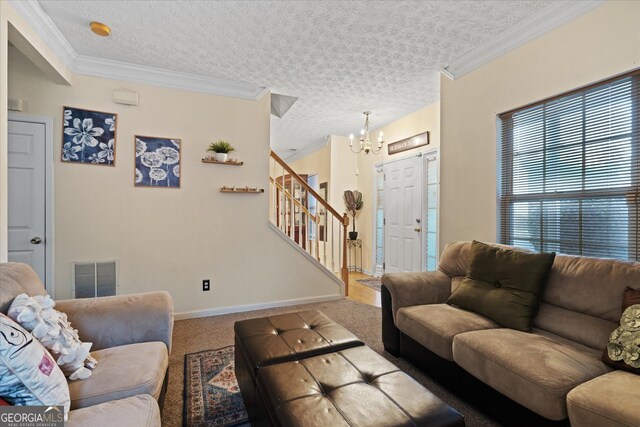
[344,190,363,240]
[207,140,235,162]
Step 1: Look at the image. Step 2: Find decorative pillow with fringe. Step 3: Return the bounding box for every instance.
[8,294,97,380]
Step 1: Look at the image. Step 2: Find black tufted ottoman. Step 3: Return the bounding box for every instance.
[257,345,465,427]
[234,310,364,421]
[235,310,464,426]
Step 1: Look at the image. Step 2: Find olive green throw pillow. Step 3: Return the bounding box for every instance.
[447,241,556,331]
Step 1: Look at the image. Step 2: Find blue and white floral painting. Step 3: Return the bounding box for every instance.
[62,106,117,166]
[135,136,181,188]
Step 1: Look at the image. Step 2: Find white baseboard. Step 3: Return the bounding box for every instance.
[174,294,344,320]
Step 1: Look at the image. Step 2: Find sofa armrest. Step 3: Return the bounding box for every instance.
[55,291,174,354]
[381,270,451,321]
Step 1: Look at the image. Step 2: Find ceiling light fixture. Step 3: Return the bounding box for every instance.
[90,21,111,37]
[349,111,384,155]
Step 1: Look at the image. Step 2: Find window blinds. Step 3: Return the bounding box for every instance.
[499,71,640,260]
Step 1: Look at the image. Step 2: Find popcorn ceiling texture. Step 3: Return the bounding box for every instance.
[39,0,552,152]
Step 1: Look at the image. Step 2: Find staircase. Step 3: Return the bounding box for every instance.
[269,151,350,296]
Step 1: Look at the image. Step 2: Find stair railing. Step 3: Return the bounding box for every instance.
[269,150,350,296]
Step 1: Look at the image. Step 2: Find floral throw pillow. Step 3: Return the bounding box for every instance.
[602,287,640,374]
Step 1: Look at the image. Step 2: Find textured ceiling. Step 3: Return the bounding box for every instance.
[38,0,553,154]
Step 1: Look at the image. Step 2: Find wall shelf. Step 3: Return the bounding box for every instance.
[202,158,243,166]
[220,186,264,194]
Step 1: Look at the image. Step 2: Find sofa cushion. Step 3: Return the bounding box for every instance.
[544,255,640,323]
[567,370,640,427]
[396,304,500,361]
[534,303,616,351]
[68,342,168,409]
[67,394,160,427]
[0,263,47,314]
[447,241,555,331]
[452,328,611,420]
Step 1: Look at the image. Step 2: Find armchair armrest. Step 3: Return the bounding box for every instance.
[55,291,174,354]
[381,270,451,321]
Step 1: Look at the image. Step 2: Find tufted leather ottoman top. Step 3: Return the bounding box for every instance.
[257,345,465,427]
[234,310,364,371]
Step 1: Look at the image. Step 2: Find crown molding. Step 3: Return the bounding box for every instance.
[73,56,265,100]
[8,0,77,66]
[442,0,605,80]
[280,135,330,163]
[8,0,266,100]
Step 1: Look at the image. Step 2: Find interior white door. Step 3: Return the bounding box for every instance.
[384,156,422,273]
[8,120,47,284]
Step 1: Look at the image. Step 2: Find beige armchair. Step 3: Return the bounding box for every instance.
[0,262,174,427]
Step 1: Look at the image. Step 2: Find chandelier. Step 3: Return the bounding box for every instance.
[349,111,384,155]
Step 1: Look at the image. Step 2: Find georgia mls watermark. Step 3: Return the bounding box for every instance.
[0,406,64,427]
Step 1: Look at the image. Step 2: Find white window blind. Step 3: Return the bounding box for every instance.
[499,71,639,259]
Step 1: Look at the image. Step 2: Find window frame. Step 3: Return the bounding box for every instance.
[498,69,640,260]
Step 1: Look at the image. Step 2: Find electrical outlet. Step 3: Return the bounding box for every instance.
[202,279,210,291]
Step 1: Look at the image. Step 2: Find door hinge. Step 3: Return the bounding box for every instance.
[383,262,385,269]
[383,218,386,225]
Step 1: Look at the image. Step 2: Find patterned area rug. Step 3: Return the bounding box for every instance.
[183,345,249,427]
[357,277,382,292]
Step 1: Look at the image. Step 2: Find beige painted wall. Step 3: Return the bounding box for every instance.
[289,142,331,187]
[8,47,341,314]
[0,1,71,262]
[357,102,440,273]
[329,135,358,213]
[440,1,640,251]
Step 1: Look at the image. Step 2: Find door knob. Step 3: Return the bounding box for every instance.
[414,228,421,232]
[30,237,42,245]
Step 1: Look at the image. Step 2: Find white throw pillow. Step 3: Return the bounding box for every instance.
[8,294,97,381]
[0,313,70,417]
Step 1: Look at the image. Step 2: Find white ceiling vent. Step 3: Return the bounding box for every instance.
[72,261,118,299]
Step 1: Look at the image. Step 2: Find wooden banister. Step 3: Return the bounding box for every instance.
[270,150,346,224]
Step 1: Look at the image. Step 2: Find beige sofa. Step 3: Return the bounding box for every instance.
[0,263,173,427]
[382,241,640,426]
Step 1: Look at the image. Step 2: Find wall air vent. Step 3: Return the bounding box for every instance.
[72,261,118,298]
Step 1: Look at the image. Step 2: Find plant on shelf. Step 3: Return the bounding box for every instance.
[344,190,363,240]
[207,140,235,162]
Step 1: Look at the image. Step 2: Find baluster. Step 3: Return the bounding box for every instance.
[315,214,320,262]
[292,179,296,242]
[280,165,285,232]
[342,213,349,296]
[323,214,327,266]
[338,222,342,275]
[331,216,335,273]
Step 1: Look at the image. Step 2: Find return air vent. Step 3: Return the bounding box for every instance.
[72,261,118,298]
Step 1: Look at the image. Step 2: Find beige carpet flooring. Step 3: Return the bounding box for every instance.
[161,298,497,427]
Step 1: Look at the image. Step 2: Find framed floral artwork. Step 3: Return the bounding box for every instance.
[62,106,117,166]
[135,136,181,188]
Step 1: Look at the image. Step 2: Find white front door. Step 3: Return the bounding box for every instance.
[384,156,422,273]
[8,120,47,284]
